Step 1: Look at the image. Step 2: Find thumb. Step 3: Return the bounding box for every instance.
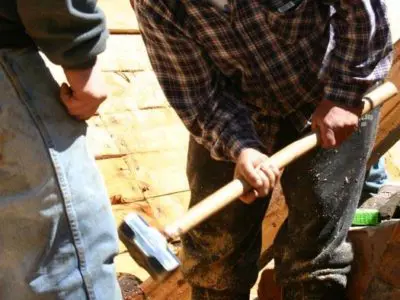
[60,83,73,105]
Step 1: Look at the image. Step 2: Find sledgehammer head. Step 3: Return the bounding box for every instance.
[118,213,180,280]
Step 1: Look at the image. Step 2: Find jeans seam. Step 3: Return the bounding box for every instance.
[1,53,96,300]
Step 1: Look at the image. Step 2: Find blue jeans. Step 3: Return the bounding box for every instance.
[364,157,388,195]
[0,48,122,300]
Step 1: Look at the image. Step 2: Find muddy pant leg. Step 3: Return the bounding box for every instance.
[182,137,271,300]
[274,109,380,300]
[0,48,121,300]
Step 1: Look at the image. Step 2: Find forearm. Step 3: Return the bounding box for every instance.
[323,0,393,107]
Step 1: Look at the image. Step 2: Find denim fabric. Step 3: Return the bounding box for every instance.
[0,48,122,300]
[363,157,388,195]
[183,109,379,300]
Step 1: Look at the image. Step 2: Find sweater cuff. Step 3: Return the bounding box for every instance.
[62,57,97,70]
[228,138,266,162]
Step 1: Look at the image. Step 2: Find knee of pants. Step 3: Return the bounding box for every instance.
[180,197,269,292]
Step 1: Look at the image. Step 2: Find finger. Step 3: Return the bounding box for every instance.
[240,189,259,204]
[311,117,318,133]
[253,154,268,168]
[260,164,276,189]
[318,123,335,148]
[60,83,73,106]
[270,163,281,178]
[256,169,270,197]
[241,161,263,188]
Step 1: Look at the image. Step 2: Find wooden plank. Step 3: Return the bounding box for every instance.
[261,182,287,254]
[370,41,400,165]
[257,221,400,300]
[387,0,400,43]
[98,0,139,33]
[124,150,189,199]
[99,35,152,72]
[146,192,191,226]
[96,157,144,203]
[386,142,400,180]
[100,108,188,154]
[99,71,169,115]
[87,116,122,159]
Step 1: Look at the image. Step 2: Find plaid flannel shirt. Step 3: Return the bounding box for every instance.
[135,0,392,161]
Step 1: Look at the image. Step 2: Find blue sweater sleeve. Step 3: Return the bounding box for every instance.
[17,0,108,69]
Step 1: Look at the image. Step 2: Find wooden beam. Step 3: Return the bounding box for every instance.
[369,40,400,165]
[98,0,139,33]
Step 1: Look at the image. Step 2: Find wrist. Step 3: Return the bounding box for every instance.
[64,67,95,92]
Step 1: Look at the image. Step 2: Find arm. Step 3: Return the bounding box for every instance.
[323,0,393,107]
[313,0,393,148]
[17,0,108,69]
[136,3,264,162]
[17,0,108,120]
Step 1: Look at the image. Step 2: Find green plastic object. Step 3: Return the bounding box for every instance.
[352,209,381,226]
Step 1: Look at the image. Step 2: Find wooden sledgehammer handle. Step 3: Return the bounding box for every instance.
[164,82,398,240]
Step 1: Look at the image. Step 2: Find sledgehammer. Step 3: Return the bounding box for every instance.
[118,81,398,281]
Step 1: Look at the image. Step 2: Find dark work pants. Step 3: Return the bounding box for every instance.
[182,109,380,300]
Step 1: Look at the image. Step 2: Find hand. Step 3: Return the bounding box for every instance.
[61,61,107,120]
[234,148,280,204]
[312,99,362,148]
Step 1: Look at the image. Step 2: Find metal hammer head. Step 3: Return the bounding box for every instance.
[118,213,180,280]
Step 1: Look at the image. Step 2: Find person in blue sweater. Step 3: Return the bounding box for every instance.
[0,1,122,299]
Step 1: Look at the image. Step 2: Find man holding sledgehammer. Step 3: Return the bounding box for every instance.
[133,0,393,299]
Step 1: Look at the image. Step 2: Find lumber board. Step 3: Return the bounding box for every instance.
[98,0,139,33]
[387,0,400,43]
[99,108,188,154]
[96,157,144,203]
[261,182,287,254]
[86,116,122,159]
[146,192,191,227]
[99,71,169,115]
[99,35,151,72]
[386,142,400,180]
[124,150,189,199]
[257,221,400,300]
[370,41,400,165]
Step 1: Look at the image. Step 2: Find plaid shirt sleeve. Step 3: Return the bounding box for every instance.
[135,3,264,161]
[323,0,393,107]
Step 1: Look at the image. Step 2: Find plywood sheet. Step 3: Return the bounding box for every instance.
[96,157,144,203]
[99,71,169,115]
[387,0,400,43]
[100,108,188,154]
[98,0,139,33]
[125,150,190,199]
[87,116,122,158]
[99,35,152,72]
[370,41,400,166]
[386,142,400,180]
